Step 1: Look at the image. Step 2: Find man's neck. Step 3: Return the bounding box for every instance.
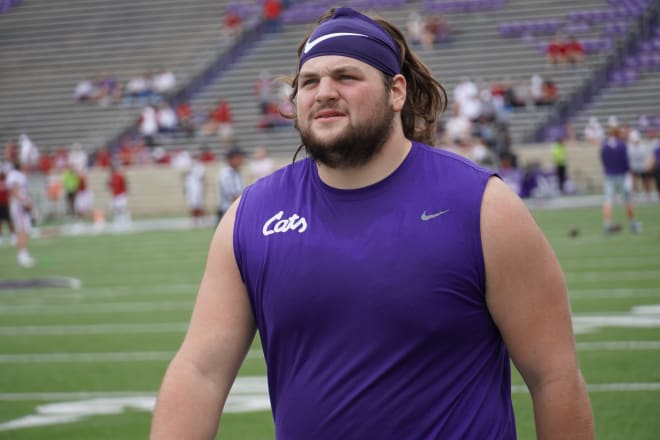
[316,133,412,190]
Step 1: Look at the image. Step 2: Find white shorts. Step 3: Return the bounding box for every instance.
[603,174,632,204]
[9,202,32,234]
[112,194,128,213]
[75,190,94,215]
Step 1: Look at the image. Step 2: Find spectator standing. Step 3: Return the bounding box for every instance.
[7,159,35,267]
[600,126,641,233]
[216,146,245,223]
[627,129,653,200]
[551,137,568,193]
[108,164,130,225]
[184,158,207,226]
[584,116,605,145]
[61,164,80,217]
[0,168,15,246]
[644,132,660,199]
[74,171,94,220]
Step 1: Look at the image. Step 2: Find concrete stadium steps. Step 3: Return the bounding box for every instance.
[187,0,614,152]
[0,0,236,151]
[571,72,660,135]
[0,0,648,158]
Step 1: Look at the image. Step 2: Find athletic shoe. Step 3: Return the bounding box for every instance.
[604,224,622,234]
[630,221,642,234]
[17,252,35,268]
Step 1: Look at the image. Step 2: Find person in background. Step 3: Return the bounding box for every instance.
[646,132,660,199]
[584,116,604,145]
[61,163,80,217]
[107,164,130,225]
[7,159,35,267]
[215,147,245,223]
[184,157,207,227]
[0,168,16,246]
[247,146,276,183]
[627,129,653,201]
[151,8,594,439]
[551,136,568,194]
[564,35,585,66]
[600,126,642,233]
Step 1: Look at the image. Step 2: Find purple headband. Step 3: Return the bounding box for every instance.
[298,8,401,76]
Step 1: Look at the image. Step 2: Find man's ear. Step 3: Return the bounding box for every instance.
[390,74,407,112]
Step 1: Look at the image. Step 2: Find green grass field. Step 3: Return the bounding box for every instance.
[1,203,659,439]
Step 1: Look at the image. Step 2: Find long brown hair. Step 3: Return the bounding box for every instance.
[284,8,447,149]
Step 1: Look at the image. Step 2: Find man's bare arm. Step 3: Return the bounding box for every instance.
[482,177,594,439]
[150,199,256,439]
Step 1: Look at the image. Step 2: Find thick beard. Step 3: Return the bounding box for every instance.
[295,104,395,169]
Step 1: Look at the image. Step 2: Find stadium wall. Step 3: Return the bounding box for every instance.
[86,143,604,217]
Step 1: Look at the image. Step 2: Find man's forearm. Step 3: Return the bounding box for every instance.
[150,359,227,439]
[531,374,594,439]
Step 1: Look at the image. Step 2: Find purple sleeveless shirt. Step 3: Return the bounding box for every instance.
[234,142,515,439]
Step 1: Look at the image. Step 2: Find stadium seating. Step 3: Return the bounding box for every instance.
[0,0,247,153]
[1,0,657,160]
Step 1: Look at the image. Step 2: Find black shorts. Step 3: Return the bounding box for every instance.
[0,204,9,221]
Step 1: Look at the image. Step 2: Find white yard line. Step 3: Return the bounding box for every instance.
[0,349,264,363]
[0,323,189,335]
[569,288,660,298]
[0,301,193,315]
[566,270,660,282]
[575,340,660,350]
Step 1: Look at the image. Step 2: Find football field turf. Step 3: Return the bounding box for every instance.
[0,203,659,439]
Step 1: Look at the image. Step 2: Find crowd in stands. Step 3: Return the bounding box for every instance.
[74,68,177,107]
[437,74,560,171]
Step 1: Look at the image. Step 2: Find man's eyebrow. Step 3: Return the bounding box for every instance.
[299,65,363,79]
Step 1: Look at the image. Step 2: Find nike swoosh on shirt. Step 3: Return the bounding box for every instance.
[420,209,450,221]
[303,32,368,54]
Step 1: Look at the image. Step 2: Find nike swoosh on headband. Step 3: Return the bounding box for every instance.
[303,32,368,54]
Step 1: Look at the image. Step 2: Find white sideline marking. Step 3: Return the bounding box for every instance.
[0,349,264,363]
[566,270,660,282]
[576,341,660,350]
[2,379,660,431]
[0,301,193,315]
[570,288,659,299]
[0,323,189,335]
[0,377,269,431]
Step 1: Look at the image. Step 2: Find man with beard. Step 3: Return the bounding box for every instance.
[151,8,594,439]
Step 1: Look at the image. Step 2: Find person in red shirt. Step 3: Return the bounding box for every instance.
[263,0,282,33]
[74,172,94,220]
[0,169,15,244]
[108,165,130,224]
[565,36,585,65]
[201,99,234,145]
[546,34,567,67]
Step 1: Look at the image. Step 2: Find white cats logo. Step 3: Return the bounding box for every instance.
[262,211,308,236]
